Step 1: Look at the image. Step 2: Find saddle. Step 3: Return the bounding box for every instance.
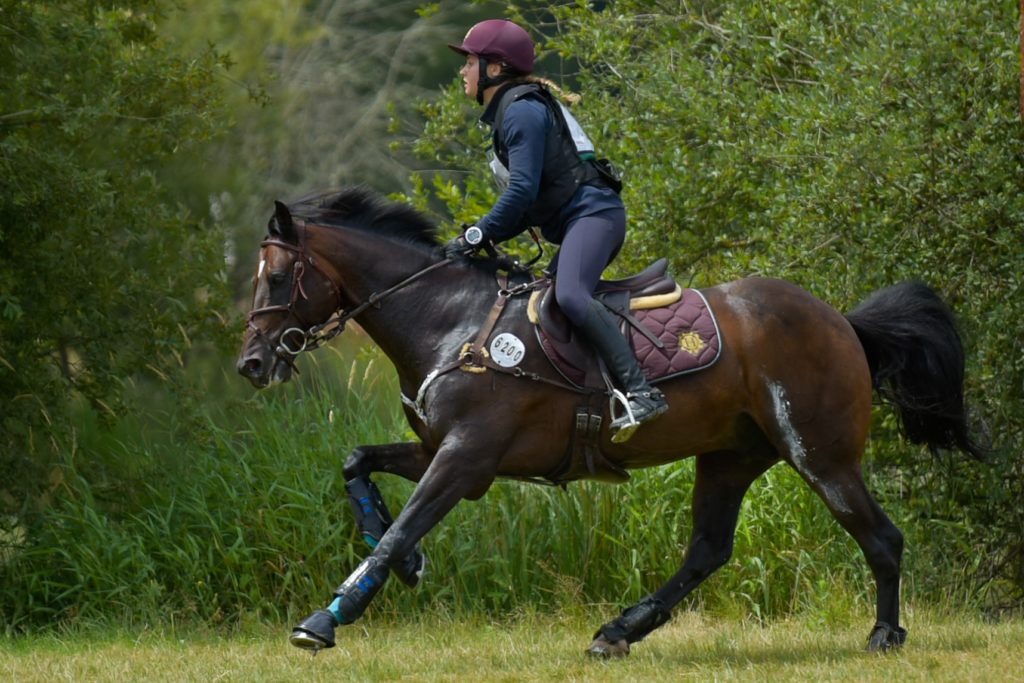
[528,258,722,390]
[519,259,721,485]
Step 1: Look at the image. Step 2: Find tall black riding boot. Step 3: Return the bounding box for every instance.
[577,300,669,443]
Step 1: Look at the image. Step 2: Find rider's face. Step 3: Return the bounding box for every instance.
[460,55,479,99]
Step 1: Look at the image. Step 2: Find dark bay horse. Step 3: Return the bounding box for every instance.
[236,188,980,657]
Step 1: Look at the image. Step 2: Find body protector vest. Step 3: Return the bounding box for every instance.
[489,83,613,230]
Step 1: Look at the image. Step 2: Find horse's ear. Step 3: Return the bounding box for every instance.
[271,200,296,241]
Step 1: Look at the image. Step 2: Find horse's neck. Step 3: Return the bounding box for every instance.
[358,264,498,387]
[314,227,496,384]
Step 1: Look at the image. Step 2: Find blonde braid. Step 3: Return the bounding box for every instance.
[512,74,581,105]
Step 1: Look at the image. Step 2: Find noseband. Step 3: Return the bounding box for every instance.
[246,220,452,365]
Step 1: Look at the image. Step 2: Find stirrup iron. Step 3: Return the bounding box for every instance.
[602,387,634,430]
[608,389,639,443]
[609,388,667,444]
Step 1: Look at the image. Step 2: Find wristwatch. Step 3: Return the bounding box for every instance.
[464,225,484,246]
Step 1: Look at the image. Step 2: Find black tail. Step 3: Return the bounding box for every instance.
[845,281,983,459]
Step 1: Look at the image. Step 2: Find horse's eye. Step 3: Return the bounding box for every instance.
[269,271,288,286]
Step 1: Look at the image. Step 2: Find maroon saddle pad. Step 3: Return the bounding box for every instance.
[534,287,722,390]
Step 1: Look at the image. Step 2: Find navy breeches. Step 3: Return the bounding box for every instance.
[550,207,626,326]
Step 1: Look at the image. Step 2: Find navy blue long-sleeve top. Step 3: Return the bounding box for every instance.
[476,95,622,245]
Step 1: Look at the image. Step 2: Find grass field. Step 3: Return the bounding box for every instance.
[2,608,1021,682]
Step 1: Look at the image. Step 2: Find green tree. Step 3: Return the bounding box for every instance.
[0,1,232,510]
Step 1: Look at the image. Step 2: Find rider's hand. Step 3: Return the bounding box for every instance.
[442,225,487,260]
[442,234,474,259]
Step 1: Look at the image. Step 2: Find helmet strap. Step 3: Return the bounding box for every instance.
[476,57,510,105]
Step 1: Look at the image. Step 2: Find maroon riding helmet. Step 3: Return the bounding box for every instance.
[447,19,535,75]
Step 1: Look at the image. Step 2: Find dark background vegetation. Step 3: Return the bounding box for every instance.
[1,0,1021,631]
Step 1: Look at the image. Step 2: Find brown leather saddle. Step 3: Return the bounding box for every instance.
[528,258,722,390]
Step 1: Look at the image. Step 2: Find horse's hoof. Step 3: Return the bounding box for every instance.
[586,636,630,658]
[866,621,907,653]
[394,547,426,588]
[290,609,338,651]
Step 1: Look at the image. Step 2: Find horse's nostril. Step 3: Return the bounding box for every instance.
[239,357,262,376]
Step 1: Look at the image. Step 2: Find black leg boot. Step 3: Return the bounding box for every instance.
[577,300,669,443]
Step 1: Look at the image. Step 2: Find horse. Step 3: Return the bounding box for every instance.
[236,187,980,657]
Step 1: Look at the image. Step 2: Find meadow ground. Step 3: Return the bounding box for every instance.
[2,607,1022,682]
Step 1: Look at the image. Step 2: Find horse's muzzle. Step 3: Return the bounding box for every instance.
[237,344,292,388]
[236,353,268,387]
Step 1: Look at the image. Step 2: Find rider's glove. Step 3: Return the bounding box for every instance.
[442,225,487,259]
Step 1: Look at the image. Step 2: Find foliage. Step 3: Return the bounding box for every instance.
[0,1,232,511]
[411,0,1024,606]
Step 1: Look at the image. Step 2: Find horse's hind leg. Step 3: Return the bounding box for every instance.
[790,455,906,652]
[343,442,433,588]
[765,381,907,651]
[589,448,776,657]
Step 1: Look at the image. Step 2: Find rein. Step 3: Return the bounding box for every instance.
[320,258,453,335]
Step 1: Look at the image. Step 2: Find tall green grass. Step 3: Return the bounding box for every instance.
[0,340,983,633]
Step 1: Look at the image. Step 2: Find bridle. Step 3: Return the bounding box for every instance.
[246,219,452,367]
[246,236,340,368]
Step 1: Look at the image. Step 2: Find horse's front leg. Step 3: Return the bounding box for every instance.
[343,440,433,482]
[342,442,433,587]
[290,435,498,652]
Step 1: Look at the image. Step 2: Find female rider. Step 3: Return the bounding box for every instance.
[444,19,668,443]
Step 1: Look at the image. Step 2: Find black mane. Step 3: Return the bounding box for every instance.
[287,187,439,250]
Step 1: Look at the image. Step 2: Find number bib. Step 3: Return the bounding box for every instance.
[489,332,526,368]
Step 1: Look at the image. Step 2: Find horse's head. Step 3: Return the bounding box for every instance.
[236,201,343,388]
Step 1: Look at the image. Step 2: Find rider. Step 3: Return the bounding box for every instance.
[444,19,668,443]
